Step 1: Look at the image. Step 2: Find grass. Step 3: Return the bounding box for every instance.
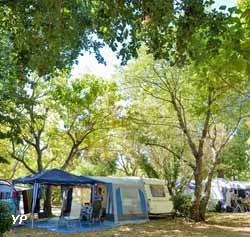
[6,214,250,237]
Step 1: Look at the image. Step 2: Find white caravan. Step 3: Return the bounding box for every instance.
[143,178,173,215]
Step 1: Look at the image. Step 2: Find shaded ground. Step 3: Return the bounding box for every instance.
[6,214,250,237]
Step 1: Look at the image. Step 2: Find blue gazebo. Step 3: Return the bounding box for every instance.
[13,169,100,227]
[13,169,149,232]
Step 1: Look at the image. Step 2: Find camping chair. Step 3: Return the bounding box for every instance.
[91,200,102,224]
[80,204,93,226]
[58,202,82,229]
[232,198,245,213]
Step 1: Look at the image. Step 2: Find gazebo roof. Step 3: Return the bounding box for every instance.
[13,168,98,185]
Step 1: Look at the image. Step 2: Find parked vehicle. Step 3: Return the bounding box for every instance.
[143,178,173,215]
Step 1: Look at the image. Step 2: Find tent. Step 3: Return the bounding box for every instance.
[0,180,16,214]
[183,178,233,210]
[13,169,100,227]
[13,170,149,227]
[0,180,30,215]
[207,178,232,210]
[184,178,250,211]
[0,180,14,193]
[230,181,250,190]
[84,176,148,223]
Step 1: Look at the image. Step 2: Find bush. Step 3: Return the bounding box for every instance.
[0,201,13,237]
[51,186,62,207]
[172,194,192,218]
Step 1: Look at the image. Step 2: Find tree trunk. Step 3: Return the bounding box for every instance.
[37,150,43,173]
[61,144,78,170]
[43,185,52,217]
[200,152,219,219]
[190,156,204,222]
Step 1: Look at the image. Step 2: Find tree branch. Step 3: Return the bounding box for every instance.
[10,153,36,174]
[145,142,195,169]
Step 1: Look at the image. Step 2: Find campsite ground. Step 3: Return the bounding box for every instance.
[7,213,250,237]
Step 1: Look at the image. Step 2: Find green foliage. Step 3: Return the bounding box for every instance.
[163,154,190,197]
[3,73,121,174]
[51,186,62,207]
[0,1,106,77]
[218,122,250,180]
[92,0,241,65]
[0,0,130,152]
[121,43,249,221]
[0,201,12,235]
[138,155,159,179]
[172,194,192,218]
[49,74,120,170]
[1,0,240,68]
[75,160,117,176]
[0,156,9,164]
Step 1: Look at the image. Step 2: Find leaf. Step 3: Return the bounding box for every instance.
[219,5,227,11]
[228,7,237,14]
[0,156,9,164]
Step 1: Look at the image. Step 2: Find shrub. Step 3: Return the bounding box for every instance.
[172,194,192,218]
[0,201,13,237]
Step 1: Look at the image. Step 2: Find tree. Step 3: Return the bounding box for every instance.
[1,1,244,68]
[2,73,121,215]
[0,0,130,156]
[6,76,52,175]
[91,0,249,70]
[117,68,193,196]
[0,1,108,77]
[0,20,25,157]
[109,127,146,176]
[50,74,120,171]
[0,1,245,151]
[5,73,120,172]
[73,136,118,176]
[47,75,120,214]
[122,50,248,221]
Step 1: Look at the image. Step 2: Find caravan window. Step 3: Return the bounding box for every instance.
[150,185,166,197]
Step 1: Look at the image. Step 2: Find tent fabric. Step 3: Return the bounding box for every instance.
[13,171,149,225]
[184,178,250,211]
[107,179,148,222]
[82,176,149,223]
[0,180,21,215]
[86,176,144,185]
[0,180,31,193]
[13,169,98,185]
[231,181,250,190]
[0,180,13,193]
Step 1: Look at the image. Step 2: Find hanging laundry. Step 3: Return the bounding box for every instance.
[12,191,19,199]
[0,192,11,199]
[22,189,33,214]
[61,186,73,216]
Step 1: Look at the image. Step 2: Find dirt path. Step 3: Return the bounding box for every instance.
[6,214,250,237]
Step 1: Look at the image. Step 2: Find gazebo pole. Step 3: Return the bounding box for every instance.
[91,184,95,203]
[10,182,15,214]
[31,182,39,228]
[60,186,67,217]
